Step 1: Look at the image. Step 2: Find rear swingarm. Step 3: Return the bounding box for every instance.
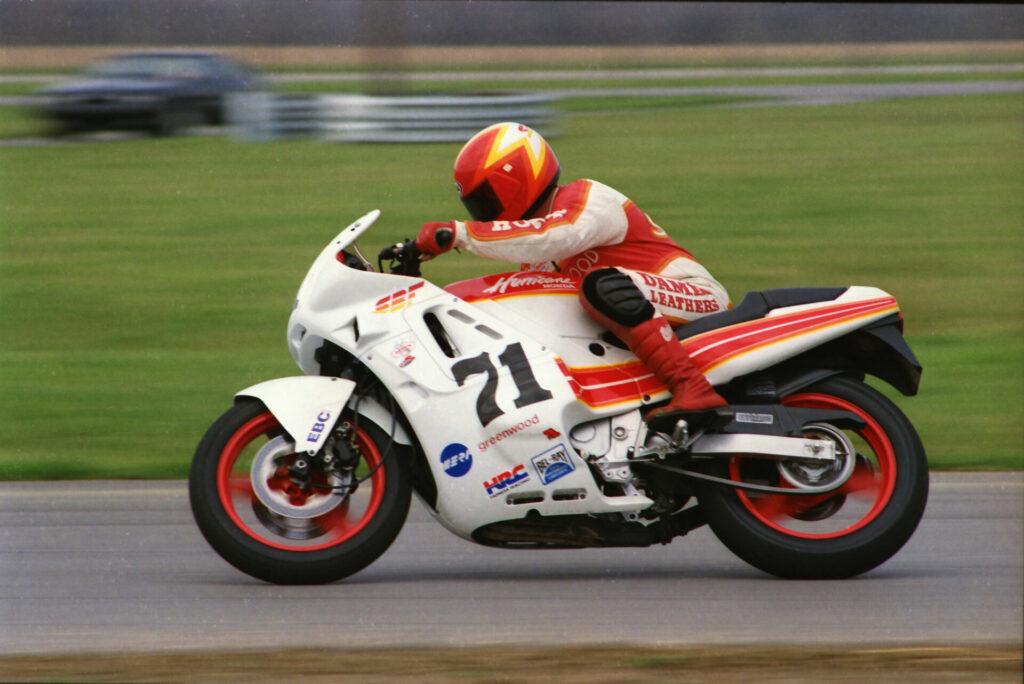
[629,403,865,495]
[638,460,850,496]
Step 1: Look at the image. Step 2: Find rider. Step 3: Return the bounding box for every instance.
[415,122,733,432]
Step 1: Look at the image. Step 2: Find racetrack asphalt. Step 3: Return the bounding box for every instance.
[0,472,1020,657]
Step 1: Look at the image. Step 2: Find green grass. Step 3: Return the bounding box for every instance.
[1,92,1022,478]
[0,105,52,138]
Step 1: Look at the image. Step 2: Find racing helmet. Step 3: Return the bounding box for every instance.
[453,122,560,222]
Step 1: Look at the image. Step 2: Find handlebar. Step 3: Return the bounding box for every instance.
[377,239,423,277]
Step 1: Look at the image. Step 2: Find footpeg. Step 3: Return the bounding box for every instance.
[670,419,689,446]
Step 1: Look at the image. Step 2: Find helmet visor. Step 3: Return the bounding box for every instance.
[460,181,503,222]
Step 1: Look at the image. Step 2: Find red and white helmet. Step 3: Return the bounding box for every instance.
[453,122,560,222]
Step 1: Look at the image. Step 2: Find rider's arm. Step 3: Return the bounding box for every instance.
[452,180,630,264]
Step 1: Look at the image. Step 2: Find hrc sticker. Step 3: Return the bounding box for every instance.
[483,464,530,498]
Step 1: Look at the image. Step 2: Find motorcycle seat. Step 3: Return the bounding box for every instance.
[676,286,848,340]
[601,287,847,348]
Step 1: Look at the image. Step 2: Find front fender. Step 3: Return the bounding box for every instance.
[235,376,410,454]
[236,376,355,454]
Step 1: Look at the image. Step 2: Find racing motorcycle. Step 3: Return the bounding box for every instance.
[189,210,928,584]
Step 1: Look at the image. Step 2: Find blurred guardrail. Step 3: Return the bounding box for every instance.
[226,91,558,142]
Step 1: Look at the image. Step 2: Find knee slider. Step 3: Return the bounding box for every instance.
[581,268,655,327]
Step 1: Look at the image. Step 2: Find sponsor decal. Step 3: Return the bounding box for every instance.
[478,413,539,452]
[444,271,580,303]
[374,281,425,314]
[486,210,569,236]
[638,272,720,315]
[531,444,576,485]
[440,443,473,478]
[481,272,577,296]
[483,464,530,498]
[306,410,333,443]
[543,428,561,440]
[735,412,774,425]
[390,337,416,368]
[563,250,601,279]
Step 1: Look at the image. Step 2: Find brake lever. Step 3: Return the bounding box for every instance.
[377,242,402,274]
[377,239,422,277]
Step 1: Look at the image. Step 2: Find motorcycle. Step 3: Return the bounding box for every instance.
[189,210,928,584]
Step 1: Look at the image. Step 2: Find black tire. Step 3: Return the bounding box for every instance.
[189,399,411,584]
[697,376,928,579]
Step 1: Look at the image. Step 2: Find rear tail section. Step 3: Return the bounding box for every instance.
[680,287,920,395]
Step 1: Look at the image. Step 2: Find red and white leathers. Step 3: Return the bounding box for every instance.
[444,177,730,325]
[424,176,733,430]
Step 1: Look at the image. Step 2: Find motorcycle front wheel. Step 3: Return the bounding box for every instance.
[698,376,928,579]
[189,398,411,584]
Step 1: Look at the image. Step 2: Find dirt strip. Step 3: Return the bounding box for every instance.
[2,41,1023,69]
[1,645,1021,683]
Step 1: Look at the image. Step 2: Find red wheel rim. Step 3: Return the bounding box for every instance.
[216,412,386,552]
[730,392,897,539]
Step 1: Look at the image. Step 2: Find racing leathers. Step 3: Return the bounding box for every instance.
[421,178,733,431]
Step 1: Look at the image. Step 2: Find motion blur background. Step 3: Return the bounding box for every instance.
[1,2,1021,479]
[2,2,1021,46]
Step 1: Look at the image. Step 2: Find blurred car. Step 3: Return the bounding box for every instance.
[39,51,258,136]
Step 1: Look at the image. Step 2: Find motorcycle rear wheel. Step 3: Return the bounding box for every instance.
[698,376,928,579]
[189,398,411,584]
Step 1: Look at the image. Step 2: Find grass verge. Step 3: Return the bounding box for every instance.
[1,93,1021,478]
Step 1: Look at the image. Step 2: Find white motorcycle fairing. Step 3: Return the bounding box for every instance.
[281,211,912,542]
[190,209,929,584]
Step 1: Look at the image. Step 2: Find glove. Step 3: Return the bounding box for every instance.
[416,221,456,255]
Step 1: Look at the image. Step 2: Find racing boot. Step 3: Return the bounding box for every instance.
[619,316,733,435]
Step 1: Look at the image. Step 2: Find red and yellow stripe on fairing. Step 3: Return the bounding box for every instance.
[556,296,899,408]
[685,296,899,373]
[555,358,667,409]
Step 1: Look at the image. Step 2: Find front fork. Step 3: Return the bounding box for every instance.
[283,419,363,497]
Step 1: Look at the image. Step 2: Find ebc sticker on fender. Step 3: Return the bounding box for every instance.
[306,410,333,444]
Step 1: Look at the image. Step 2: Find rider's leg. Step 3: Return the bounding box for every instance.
[579,267,732,432]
